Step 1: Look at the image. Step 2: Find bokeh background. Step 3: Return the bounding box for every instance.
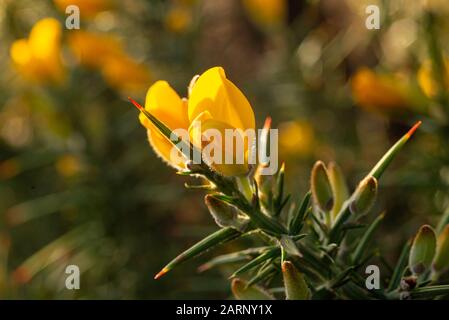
[1,0,449,299]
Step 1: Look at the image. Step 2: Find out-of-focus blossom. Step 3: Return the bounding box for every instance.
[164,5,193,33]
[68,30,151,94]
[10,18,65,84]
[351,68,411,115]
[53,0,113,18]
[417,59,449,98]
[279,120,315,157]
[67,31,122,68]
[242,0,286,29]
[139,66,255,176]
[55,154,82,178]
[102,54,151,94]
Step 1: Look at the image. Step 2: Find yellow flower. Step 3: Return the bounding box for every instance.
[351,68,410,115]
[53,0,113,18]
[101,54,151,94]
[139,67,255,176]
[164,5,193,33]
[67,30,151,94]
[242,0,286,29]
[55,154,82,178]
[67,31,123,68]
[10,18,65,84]
[279,120,314,157]
[139,81,190,170]
[417,59,449,98]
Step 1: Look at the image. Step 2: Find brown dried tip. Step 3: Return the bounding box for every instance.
[281,260,293,272]
[128,97,144,111]
[154,267,169,280]
[405,121,422,139]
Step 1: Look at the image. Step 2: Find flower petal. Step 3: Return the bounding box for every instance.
[139,81,190,170]
[188,67,255,131]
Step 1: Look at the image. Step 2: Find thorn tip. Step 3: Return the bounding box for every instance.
[154,267,169,280]
[128,97,144,111]
[405,121,422,139]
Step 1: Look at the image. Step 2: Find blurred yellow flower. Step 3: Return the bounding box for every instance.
[55,154,82,178]
[10,18,65,84]
[417,59,449,98]
[67,31,122,68]
[67,30,151,94]
[351,68,410,115]
[279,120,314,157]
[139,66,255,176]
[164,5,193,33]
[102,54,152,94]
[53,0,113,18]
[242,0,286,29]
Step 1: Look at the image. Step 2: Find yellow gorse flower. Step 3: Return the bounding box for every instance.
[279,120,314,157]
[10,18,65,84]
[68,30,151,94]
[242,0,287,29]
[165,5,193,33]
[67,31,123,68]
[351,67,409,115]
[139,66,256,177]
[417,59,449,98]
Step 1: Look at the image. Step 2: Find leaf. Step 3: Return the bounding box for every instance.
[330,122,421,242]
[197,247,270,272]
[154,227,241,279]
[230,247,279,278]
[349,176,378,216]
[279,235,302,257]
[409,225,436,275]
[328,162,349,221]
[351,212,385,264]
[436,208,449,234]
[388,239,412,291]
[247,264,278,287]
[231,278,274,300]
[410,285,449,299]
[205,195,249,232]
[289,191,311,235]
[282,261,311,300]
[273,162,285,214]
[311,161,334,212]
[368,121,421,180]
[433,225,449,272]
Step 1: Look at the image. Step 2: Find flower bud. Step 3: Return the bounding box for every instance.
[349,176,378,215]
[204,195,249,232]
[400,276,417,291]
[409,225,436,275]
[328,162,349,219]
[231,278,274,300]
[282,261,310,300]
[311,161,333,212]
[432,225,449,272]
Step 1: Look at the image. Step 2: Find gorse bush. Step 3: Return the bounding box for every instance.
[130,67,449,300]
